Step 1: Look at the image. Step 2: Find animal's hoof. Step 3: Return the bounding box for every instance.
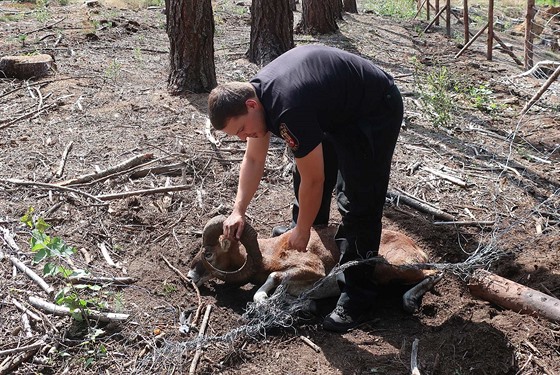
[253,291,268,303]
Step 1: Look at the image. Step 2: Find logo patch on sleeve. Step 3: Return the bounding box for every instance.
[279,123,299,151]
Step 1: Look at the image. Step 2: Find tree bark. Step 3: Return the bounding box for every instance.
[296,0,338,35]
[247,0,294,66]
[343,0,357,14]
[165,0,217,94]
[468,269,560,322]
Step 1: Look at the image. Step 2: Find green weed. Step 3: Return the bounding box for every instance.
[414,62,457,128]
[362,0,417,18]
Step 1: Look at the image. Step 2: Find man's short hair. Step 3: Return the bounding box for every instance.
[208,82,256,130]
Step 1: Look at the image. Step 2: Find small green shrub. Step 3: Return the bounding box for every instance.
[414,63,457,128]
[362,0,416,18]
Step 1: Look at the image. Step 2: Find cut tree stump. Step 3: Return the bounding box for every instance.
[468,269,560,322]
[0,54,55,79]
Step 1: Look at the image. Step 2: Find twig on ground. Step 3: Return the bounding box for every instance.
[433,220,495,226]
[204,118,220,146]
[95,185,191,201]
[421,166,469,188]
[23,17,66,35]
[21,314,33,338]
[54,141,73,178]
[411,338,420,375]
[300,336,321,353]
[161,254,203,325]
[387,189,455,221]
[521,64,560,115]
[1,178,106,204]
[28,296,129,322]
[0,336,45,357]
[67,275,138,285]
[97,242,120,269]
[12,298,43,322]
[189,305,213,375]
[56,153,155,186]
[0,103,58,130]
[9,256,54,296]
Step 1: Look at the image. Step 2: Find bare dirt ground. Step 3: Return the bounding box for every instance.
[1,1,559,374]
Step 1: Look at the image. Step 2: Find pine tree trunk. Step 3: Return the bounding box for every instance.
[296,0,338,35]
[165,0,217,94]
[343,0,357,13]
[247,0,294,66]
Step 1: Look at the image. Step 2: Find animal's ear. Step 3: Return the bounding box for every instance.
[218,235,231,253]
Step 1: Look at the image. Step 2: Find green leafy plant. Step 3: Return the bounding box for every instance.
[468,84,502,114]
[21,208,107,321]
[363,0,416,18]
[104,59,122,81]
[415,64,457,128]
[21,207,76,277]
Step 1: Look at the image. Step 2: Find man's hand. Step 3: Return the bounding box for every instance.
[223,212,245,240]
[288,225,311,252]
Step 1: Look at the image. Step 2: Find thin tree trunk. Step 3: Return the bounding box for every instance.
[343,0,357,13]
[247,0,294,66]
[166,0,217,94]
[296,0,338,35]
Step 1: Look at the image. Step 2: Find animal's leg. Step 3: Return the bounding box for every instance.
[402,273,444,313]
[254,272,283,303]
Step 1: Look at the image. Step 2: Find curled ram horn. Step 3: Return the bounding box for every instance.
[201,215,262,284]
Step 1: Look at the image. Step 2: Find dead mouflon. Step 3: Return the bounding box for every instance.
[188,215,441,312]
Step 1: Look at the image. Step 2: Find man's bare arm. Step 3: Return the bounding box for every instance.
[224,133,271,239]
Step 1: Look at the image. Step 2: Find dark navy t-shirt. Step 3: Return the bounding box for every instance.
[250,44,394,158]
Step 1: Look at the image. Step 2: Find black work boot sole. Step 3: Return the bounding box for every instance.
[271,225,294,237]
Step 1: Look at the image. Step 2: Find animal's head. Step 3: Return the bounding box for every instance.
[187,215,262,286]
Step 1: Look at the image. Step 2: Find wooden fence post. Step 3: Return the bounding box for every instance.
[525,0,536,69]
[463,0,469,43]
[446,0,451,36]
[487,0,494,60]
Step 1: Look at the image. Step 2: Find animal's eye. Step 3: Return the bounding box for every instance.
[204,251,214,260]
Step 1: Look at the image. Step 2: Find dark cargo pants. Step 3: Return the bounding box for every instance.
[290,84,403,312]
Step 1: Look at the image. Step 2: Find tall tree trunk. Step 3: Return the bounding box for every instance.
[289,0,297,11]
[296,0,338,35]
[165,0,217,94]
[247,0,294,66]
[343,0,357,13]
[334,0,343,19]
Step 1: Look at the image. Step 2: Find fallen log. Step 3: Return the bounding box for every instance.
[468,269,560,322]
[0,54,55,79]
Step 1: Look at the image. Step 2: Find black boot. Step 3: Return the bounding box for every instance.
[271,223,295,237]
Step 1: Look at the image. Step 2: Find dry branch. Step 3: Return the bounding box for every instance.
[468,269,560,322]
[0,339,44,375]
[189,305,213,375]
[300,336,321,353]
[433,220,495,226]
[95,185,190,201]
[521,64,560,115]
[2,178,105,204]
[67,275,137,285]
[387,189,455,221]
[161,255,203,325]
[57,153,155,186]
[55,141,73,178]
[0,338,45,357]
[421,167,469,188]
[9,256,54,296]
[411,338,420,375]
[28,296,129,322]
[11,298,42,322]
[0,102,57,130]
